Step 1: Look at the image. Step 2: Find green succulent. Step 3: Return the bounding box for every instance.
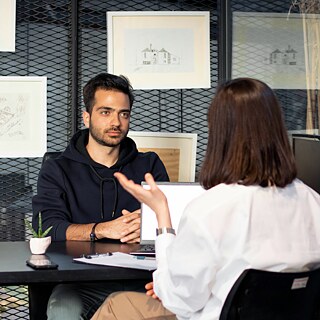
[25,212,52,238]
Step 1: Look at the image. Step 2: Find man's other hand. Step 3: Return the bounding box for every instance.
[120,209,141,243]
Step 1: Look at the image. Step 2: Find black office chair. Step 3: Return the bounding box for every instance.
[28,151,62,320]
[219,268,320,320]
[41,151,62,165]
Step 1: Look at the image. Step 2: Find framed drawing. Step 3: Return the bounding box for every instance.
[232,12,315,89]
[0,76,47,157]
[128,131,197,182]
[107,11,210,90]
[0,0,16,52]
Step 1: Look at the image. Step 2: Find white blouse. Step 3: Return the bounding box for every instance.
[153,179,320,320]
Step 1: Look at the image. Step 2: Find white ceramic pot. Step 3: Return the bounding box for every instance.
[29,236,52,255]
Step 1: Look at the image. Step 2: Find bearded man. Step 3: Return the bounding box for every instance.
[32,73,169,320]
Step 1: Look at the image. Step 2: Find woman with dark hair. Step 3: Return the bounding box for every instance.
[200,77,297,189]
[91,78,320,320]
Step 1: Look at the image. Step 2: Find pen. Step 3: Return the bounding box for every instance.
[83,252,113,259]
[135,256,156,260]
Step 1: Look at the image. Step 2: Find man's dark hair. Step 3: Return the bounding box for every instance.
[83,73,134,114]
[199,78,297,190]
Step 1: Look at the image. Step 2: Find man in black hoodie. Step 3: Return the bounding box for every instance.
[32,73,169,319]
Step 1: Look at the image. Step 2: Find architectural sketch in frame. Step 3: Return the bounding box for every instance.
[232,12,316,90]
[107,11,210,90]
[0,0,16,52]
[0,77,47,157]
[128,131,197,182]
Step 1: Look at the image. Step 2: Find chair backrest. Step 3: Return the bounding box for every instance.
[219,268,320,320]
[291,134,320,194]
[41,151,62,166]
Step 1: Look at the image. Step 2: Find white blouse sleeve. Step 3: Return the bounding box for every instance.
[153,206,221,319]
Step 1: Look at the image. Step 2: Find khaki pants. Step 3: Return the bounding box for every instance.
[91,291,177,320]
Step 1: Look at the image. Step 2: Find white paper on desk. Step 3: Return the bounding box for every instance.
[73,252,156,271]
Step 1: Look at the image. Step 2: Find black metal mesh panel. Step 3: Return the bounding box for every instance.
[230,0,309,131]
[0,286,28,319]
[78,0,218,175]
[1,1,309,319]
[0,0,71,318]
[0,0,217,318]
[0,0,71,239]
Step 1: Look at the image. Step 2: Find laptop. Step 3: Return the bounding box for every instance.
[130,182,205,256]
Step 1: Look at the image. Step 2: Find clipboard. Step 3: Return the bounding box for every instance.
[73,252,156,271]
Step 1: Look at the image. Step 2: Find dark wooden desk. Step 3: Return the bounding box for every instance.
[0,241,152,319]
[0,241,152,285]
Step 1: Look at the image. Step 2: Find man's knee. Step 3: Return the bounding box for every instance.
[47,284,82,320]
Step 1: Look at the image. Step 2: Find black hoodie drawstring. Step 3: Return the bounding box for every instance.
[89,165,121,218]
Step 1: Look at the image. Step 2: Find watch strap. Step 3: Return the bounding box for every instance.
[156,227,176,236]
[90,223,99,242]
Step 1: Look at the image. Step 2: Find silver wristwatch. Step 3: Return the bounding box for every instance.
[156,227,176,236]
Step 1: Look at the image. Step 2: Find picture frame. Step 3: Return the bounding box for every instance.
[0,0,16,52]
[232,12,312,90]
[0,76,47,157]
[128,131,197,182]
[107,11,210,90]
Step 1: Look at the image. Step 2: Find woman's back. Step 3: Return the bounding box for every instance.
[195,179,320,266]
[154,179,320,319]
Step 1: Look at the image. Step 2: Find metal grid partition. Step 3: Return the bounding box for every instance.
[0,0,218,319]
[0,0,312,319]
[0,0,72,319]
[229,0,309,131]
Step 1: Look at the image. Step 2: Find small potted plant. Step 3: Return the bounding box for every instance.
[25,212,53,255]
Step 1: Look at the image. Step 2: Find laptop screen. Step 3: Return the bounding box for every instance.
[140,182,205,244]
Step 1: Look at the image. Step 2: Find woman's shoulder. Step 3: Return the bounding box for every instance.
[290,178,320,199]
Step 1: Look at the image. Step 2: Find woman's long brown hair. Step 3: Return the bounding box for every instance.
[199,78,297,190]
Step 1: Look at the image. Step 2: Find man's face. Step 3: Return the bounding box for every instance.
[83,89,131,148]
